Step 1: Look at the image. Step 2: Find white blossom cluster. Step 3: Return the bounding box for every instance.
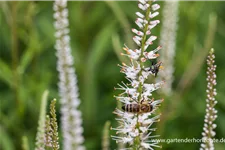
[112,0,164,149]
[200,49,217,150]
[53,0,85,150]
[158,1,179,95]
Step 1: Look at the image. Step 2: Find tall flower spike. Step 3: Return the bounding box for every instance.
[35,90,49,150]
[44,99,60,150]
[112,0,164,149]
[53,0,85,150]
[49,99,60,150]
[158,1,179,95]
[200,48,217,150]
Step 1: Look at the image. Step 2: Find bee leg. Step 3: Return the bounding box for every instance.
[132,98,138,103]
[128,95,138,103]
[149,98,155,103]
[140,98,148,104]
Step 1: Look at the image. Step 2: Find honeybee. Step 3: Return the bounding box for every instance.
[148,61,163,77]
[122,100,153,113]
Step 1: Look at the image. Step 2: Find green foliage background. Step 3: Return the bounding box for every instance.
[0,1,225,150]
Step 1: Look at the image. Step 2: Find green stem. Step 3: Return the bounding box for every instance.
[10,1,20,110]
[133,1,152,149]
[137,1,152,103]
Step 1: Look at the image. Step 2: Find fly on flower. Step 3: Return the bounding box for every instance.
[147,61,163,77]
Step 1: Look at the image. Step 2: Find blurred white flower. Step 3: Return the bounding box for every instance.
[158,1,179,95]
[53,0,85,149]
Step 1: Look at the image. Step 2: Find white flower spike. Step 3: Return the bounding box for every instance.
[200,48,217,150]
[158,1,179,95]
[112,0,164,149]
[54,0,85,150]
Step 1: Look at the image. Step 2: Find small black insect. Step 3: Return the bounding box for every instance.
[147,61,162,77]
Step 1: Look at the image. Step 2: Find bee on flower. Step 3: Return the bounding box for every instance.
[121,98,163,114]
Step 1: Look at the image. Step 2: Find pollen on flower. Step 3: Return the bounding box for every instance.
[123,46,129,51]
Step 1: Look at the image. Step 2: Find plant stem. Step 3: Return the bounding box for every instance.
[10,1,23,116]
[134,1,152,149]
[137,0,152,103]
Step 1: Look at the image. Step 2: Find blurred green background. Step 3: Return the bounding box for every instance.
[0,1,225,150]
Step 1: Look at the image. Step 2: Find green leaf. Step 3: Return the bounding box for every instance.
[21,136,30,150]
[0,59,13,87]
[19,30,42,74]
[0,125,15,150]
[112,33,129,64]
[106,1,135,49]
[83,21,117,124]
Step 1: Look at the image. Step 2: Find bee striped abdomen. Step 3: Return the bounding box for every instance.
[122,104,140,113]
